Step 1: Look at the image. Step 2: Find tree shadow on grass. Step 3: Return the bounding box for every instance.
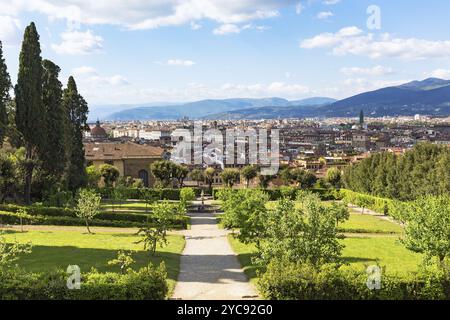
[342,256,378,264]
[14,245,182,283]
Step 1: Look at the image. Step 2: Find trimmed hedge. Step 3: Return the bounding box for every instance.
[258,259,450,300]
[97,187,204,201]
[0,206,189,229]
[0,263,168,300]
[212,187,339,202]
[339,189,396,216]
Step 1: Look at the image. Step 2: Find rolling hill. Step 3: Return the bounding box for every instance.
[101,78,450,120]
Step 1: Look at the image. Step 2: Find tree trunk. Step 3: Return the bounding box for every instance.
[85,219,91,234]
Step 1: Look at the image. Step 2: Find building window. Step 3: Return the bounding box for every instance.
[139,170,149,187]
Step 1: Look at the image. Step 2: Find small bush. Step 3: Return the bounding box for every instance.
[0,262,168,300]
[258,258,450,300]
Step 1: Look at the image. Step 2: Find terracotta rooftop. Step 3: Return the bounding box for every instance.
[85,142,164,160]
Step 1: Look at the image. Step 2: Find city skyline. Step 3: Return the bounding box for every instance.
[1,0,450,108]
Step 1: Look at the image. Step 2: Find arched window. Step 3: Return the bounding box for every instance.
[138,170,149,187]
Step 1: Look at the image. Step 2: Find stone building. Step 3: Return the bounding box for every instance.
[84,142,164,187]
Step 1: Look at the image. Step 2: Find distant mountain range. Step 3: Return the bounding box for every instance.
[104,97,336,121]
[100,78,450,121]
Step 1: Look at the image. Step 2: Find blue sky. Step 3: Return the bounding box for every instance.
[1,0,450,108]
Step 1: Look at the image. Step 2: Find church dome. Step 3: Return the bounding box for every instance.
[91,120,107,139]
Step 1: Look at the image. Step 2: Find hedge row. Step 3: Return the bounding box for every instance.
[339,189,396,216]
[0,208,189,229]
[0,263,168,300]
[97,187,204,201]
[212,187,339,201]
[258,259,450,300]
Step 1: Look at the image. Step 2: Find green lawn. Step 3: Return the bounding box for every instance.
[1,229,185,295]
[339,214,404,234]
[341,236,422,275]
[229,230,423,284]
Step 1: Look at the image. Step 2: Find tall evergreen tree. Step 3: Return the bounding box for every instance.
[63,76,89,191]
[14,22,45,204]
[41,59,66,182]
[0,41,12,146]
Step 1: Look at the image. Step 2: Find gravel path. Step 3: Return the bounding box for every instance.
[172,201,258,300]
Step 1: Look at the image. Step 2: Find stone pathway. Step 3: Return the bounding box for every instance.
[172,200,258,300]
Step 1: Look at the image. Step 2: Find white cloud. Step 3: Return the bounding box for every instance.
[166,59,196,67]
[0,15,21,46]
[317,11,333,20]
[190,21,202,30]
[213,24,243,35]
[213,23,268,35]
[72,66,97,76]
[323,0,340,5]
[221,82,310,98]
[71,66,129,87]
[428,69,450,79]
[52,30,103,55]
[301,26,362,48]
[301,26,450,60]
[340,66,394,77]
[2,0,288,30]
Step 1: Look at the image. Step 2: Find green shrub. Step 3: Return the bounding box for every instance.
[213,187,339,202]
[339,189,396,216]
[0,262,168,300]
[0,210,189,229]
[258,258,450,300]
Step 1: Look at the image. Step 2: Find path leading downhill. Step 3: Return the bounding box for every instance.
[172,200,258,300]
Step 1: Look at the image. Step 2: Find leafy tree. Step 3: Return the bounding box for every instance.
[396,196,450,266]
[189,168,204,187]
[112,185,128,209]
[220,168,240,188]
[150,160,175,187]
[14,22,45,204]
[108,250,135,274]
[16,208,33,233]
[64,76,89,192]
[0,235,32,269]
[180,187,196,210]
[75,189,102,234]
[326,167,342,189]
[220,189,268,250]
[295,170,317,189]
[0,153,15,203]
[258,173,274,189]
[343,143,450,201]
[259,194,345,268]
[241,165,258,188]
[135,201,179,256]
[86,165,101,188]
[40,59,66,183]
[203,167,216,192]
[173,164,189,188]
[100,164,120,188]
[0,41,11,146]
[279,167,293,186]
[5,100,23,148]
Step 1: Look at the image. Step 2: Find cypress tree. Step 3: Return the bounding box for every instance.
[14,22,45,204]
[0,41,11,146]
[64,76,89,191]
[41,59,66,182]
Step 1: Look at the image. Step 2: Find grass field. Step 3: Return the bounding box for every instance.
[0,228,185,294]
[339,214,404,234]
[228,208,422,283]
